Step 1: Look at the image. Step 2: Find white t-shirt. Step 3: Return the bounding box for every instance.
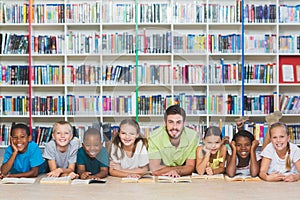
[110,140,149,169]
[261,142,300,175]
[235,152,261,176]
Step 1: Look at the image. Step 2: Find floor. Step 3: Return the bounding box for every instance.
[1,176,300,200]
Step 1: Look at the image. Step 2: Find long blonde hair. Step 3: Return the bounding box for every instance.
[269,122,291,171]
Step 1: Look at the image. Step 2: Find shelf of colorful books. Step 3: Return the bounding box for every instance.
[278,25,300,54]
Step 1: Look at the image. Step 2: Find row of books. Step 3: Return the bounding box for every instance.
[0,96,65,116]
[244,95,275,115]
[66,31,100,54]
[102,95,133,116]
[243,63,275,84]
[1,33,29,54]
[173,34,206,54]
[32,4,65,24]
[279,95,300,114]
[66,3,101,24]
[102,32,135,54]
[245,34,277,53]
[0,94,278,117]
[278,35,300,53]
[102,30,172,54]
[173,64,207,84]
[209,61,240,84]
[138,3,169,23]
[32,35,64,55]
[278,4,300,23]
[0,32,285,56]
[207,94,241,115]
[0,33,65,55]
[0,63,276,86]
[208,34,241,53]
[0,65,28,85]
[102,2,134,23]
[66,95,100,115]
[205,2,242,23]
[6,2,298,25]
[2,63,275,86]
[33,65,64,85]
[244,4,276,23]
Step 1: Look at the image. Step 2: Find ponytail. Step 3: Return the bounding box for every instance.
[285,142,291,171]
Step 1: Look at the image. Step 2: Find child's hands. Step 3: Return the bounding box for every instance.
[10,138,18,153]
[251,140,259,151]
[205,163,213,175]
[283,174,299,182]
[80,172,91,180]
[202,146,211,156]
[230,141,236,152]
[47,168,63,177]
[127,173,140,178]
[69,172,79,180]
[267,172,285,181]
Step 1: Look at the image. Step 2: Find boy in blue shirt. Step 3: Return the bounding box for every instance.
[0,123,45,178]
[76,128,109,179]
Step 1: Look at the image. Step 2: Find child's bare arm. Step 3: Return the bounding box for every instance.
[226,141,237,177]
[196,146,210,175]
[259,157,285,181]
[109,161,148,177]
[249,140,260,177]
[60,163,76,177]
[47,160,75,177]
[4,166,40,178]
[92,167,108,179]
[0,152,18,176]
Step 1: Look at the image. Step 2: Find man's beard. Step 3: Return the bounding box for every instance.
[167,128,182,140]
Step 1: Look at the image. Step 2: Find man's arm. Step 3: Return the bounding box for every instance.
[150,158,195,177]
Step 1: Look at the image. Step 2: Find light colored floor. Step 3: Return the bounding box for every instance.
[1,176,300,200]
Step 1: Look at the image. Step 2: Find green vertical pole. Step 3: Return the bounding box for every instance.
[135,0,139,122]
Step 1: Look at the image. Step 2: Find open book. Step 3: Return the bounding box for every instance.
[121,174,155,183]
[191,173,224,180]
[157,175,191,183]
[224,175,261,182]
[40,176,72,184]
[71,179,107,185]
[0,177,36,184]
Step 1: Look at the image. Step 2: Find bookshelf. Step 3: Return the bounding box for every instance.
[0,0,300,147]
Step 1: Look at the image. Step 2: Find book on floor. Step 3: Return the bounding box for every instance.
[157,175,192,183]
[71,179,107,185]
[121,174,155,183]
[40,176,72,184]
[191,173,225,180]
[0,177,36,184]
[224,175,261,182]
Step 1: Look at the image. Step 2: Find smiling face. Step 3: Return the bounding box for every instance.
[83,134,102,158]
[235,136,251,159]
[52,124,73,151]
[204,135,222,154]
[165,114,184,140]
[11,128,30,153]
[270,125,289,152]
[119,123,138,148]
